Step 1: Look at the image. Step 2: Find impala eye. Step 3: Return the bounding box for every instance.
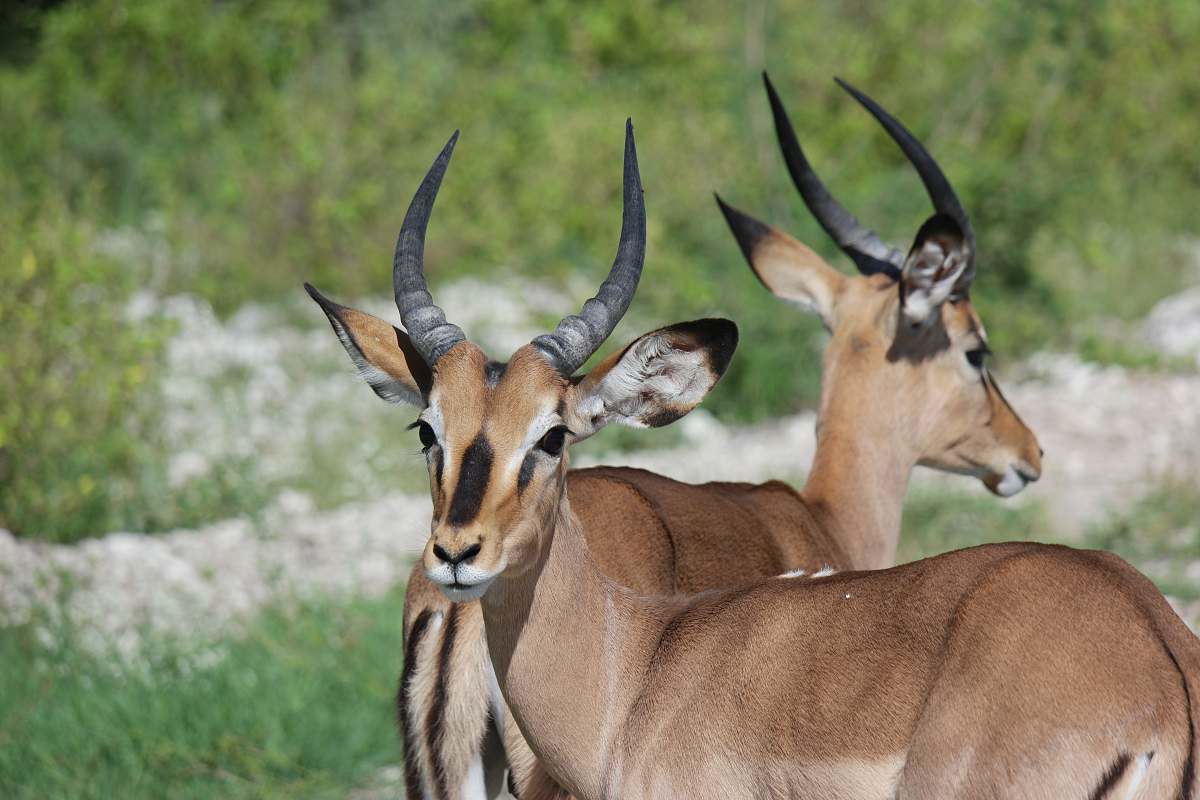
[965,348,988,369]
[409,420,437,451]
[538,426,570,457]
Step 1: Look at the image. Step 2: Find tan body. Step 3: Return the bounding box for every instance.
[400,466,851,798]
[399,264,1040,800]
[481,492,1200,800]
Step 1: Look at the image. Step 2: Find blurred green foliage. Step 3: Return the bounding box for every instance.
[0,203,169,539]
[2,0,1198,537]
[1084,480,1200,601]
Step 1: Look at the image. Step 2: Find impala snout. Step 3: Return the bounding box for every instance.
[424,531,504,602]
[984,433,1043,498]
[988,456,1041,498]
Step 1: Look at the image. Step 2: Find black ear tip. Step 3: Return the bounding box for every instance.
[915,212,964,243]
[715,196,772,265]
[304,282,342,315]
[717,317,739,350]
[694,317,739,377]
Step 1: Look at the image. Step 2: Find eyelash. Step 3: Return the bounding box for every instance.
[538,425,572,457]
[965,346,990,369]
[408,420,437,452]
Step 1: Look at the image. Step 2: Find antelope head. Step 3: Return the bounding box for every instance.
[718,75,1042,497]
[308,122,737,601]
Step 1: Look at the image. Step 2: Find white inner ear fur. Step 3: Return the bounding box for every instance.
[327,314,424,407]
[576,333,710,430]
[902,238,968,325]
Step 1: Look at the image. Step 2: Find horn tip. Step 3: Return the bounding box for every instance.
[763,71,781,103]
[833,76,870,108]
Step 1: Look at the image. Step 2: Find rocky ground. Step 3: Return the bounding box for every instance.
[1,285,1198,657]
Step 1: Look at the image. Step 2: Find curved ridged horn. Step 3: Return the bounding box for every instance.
[834,77,976,272]
[393,131,468,366]
[764,72,904,277]
[532,119,646,375]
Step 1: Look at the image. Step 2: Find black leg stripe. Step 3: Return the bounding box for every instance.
[1088,752,1132,800]
[426,603,459,800]
[399,609,433,800]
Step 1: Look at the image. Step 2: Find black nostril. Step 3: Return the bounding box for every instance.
[433,543,482,566]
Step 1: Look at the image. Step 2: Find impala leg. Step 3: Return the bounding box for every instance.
[402,570,497,799]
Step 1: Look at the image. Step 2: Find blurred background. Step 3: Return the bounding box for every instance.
[1,0,1198,796]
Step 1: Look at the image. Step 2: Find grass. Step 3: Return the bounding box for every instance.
[897,488,1050,565]
[0,588,409,799]
[899,481,1200,604]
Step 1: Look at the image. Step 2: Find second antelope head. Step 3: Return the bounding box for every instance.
[719,75,1042,497]
[308,122,737,601]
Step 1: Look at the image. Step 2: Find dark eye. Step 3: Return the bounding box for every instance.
[538,426,570,457]
[965,348,987,369]
[410,420,437,451]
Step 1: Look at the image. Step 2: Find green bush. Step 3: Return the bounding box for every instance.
[0,203,171,540]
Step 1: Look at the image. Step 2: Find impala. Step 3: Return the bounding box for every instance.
[313,93,1197,797]
[312,101,1197,798]
[311,78,1053,799]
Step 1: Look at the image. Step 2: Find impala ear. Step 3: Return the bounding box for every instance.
[305,283,432,407]
[566,319,738,441]
[716,194,845,330]
[899,214,971,326]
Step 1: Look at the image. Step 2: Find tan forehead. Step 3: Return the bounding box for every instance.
[432,343,567,440]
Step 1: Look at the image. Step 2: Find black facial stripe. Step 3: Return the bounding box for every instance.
[983,369,1025,425]
[517,449,537,494]
[446,434,493,526]
[433,448,444,488]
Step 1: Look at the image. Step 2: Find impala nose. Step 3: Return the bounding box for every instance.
[433,542,482,566]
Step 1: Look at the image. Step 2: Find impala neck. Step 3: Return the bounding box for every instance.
[479,480,663,799]
[801,408,917,570]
